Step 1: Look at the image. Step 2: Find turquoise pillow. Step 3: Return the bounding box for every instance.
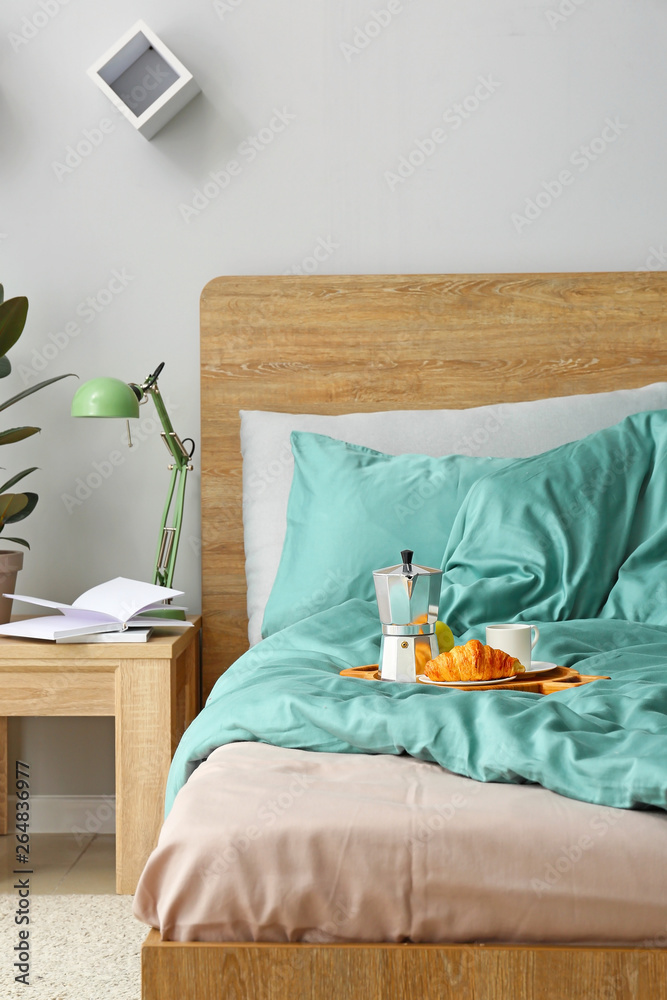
[439,409,667,633]
[261,431,511,637]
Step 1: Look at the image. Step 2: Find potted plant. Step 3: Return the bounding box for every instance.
[0,284,73,621]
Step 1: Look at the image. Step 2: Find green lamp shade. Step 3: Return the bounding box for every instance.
[71,378,140,418]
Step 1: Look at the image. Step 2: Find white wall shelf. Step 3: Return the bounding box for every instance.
[88,20,200,140]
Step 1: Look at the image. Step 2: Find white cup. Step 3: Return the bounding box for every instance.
[485,623,540,668]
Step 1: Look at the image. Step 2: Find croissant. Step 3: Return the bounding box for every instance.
[425,640,524,682]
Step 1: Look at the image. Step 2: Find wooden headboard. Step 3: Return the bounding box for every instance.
[200,272,667,698]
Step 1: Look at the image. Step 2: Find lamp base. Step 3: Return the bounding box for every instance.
[139,607,187,621]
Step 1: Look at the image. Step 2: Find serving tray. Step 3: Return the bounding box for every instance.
[339,664,610,694]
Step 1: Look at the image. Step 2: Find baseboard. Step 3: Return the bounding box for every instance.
[8,794,116,835]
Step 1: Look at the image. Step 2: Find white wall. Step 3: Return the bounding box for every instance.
[1,0,665,807]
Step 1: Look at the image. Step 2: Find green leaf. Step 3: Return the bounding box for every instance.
[0,467,37,493]
[0,356,11,378]
[0,427,40,446]
[0,492,28,523]
[0,285,4,305]
[4,492,37,523]
[0,372,76,414]
[0,296,28,357]
[2,537,30,549]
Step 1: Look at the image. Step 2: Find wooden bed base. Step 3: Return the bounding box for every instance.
[142,931,667,1000]
[142,273,667,1000]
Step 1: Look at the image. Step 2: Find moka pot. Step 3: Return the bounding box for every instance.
[373,550,443,683]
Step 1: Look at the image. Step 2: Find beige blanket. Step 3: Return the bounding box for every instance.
[133,742,667,943]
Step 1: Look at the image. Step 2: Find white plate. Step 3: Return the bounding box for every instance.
[526,661,558,675]
[417,661,559,687]
[417,674,520,687]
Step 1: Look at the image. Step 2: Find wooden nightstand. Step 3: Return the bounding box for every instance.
[0,616,201,894]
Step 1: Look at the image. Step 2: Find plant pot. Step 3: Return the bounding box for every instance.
[0,550,24,624]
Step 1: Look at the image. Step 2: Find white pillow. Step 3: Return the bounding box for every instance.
[241,382,667,645]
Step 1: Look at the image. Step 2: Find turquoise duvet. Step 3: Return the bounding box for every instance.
[166,411,667,815]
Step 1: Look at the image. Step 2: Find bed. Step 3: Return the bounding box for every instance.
[137,273,667,1000]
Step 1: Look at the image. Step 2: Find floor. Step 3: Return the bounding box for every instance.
[0,833,116,894]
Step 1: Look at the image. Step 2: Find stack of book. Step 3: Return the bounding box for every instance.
[0,578,193,643]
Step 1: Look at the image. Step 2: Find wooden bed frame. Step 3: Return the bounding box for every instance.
[142,273,667,1000]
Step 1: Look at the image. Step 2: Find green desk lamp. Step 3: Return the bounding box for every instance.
[71,363,194,616]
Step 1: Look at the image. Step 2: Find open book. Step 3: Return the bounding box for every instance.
[0,577,193,640]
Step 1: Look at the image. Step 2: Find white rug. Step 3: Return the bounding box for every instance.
[0,894,147,999]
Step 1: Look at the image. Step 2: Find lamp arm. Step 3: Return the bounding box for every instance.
[143,375,194,591]
[148,384,189,468]
[163,465,189,588]
[153,465,180,588]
